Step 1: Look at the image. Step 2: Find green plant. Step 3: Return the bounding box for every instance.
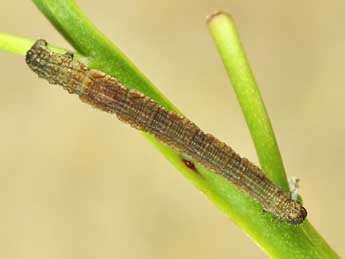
[0,1,340,258]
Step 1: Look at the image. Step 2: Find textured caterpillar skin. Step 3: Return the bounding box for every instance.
[26,40,307,224]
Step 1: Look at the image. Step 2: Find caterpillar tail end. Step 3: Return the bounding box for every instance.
[286,206,307,225]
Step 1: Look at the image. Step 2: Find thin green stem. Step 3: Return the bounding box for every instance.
[207,11,339,258]
[208,11,287,190]
[0,2,340,259]
[0,33,82,58]
[0,33,34,55]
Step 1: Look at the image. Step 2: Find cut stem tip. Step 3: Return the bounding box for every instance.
[206,10,232,24]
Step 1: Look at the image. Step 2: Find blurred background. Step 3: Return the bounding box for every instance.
[1,0,344,258]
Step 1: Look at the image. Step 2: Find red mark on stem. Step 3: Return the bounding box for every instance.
[182,158,199,174]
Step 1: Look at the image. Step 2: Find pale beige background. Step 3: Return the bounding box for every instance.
[1,1,344,258]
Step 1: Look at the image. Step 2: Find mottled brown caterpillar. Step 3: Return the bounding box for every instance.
[25,39,307,224]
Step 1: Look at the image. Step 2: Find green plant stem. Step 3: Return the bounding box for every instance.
[0,34,35,55]
[0,1,339,258]
[208,12,287,190]
[207,11,339,258]
[0,33,82,58]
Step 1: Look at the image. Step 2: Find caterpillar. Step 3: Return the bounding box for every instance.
[25,39,307,224]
